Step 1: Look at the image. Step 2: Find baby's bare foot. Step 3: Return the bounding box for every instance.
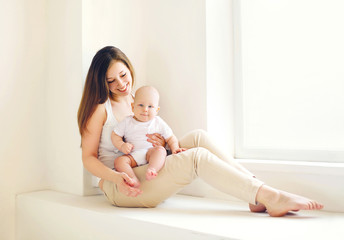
[258,186,324,217]
[146,168,158,181]
[249,202,266,213]
[130,178,141,188]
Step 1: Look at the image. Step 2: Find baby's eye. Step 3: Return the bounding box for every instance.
[148,105,154,108]
[138,104,144,107]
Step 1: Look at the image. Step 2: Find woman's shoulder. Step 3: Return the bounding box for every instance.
[90,103,107,125]
[94,102,106,113]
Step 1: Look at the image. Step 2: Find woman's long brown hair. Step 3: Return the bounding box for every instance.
[77,46,135,137]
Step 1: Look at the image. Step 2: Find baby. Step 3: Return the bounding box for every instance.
[111,86,187,188]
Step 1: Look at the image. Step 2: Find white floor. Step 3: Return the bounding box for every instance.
[16,190,344,240]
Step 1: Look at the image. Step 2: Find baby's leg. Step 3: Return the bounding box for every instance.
[114,155,140,188]
[145,146,167,180]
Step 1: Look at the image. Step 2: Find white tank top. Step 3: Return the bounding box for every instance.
[98,99,122,168]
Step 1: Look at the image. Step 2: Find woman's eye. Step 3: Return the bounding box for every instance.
[121,73,127,78]
[107,79,115,84]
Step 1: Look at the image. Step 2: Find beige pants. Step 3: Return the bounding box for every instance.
[102,129,263,207]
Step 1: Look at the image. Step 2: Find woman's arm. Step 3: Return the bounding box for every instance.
[81,104,141,195]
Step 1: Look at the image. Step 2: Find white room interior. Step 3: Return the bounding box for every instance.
[1,0,344,239]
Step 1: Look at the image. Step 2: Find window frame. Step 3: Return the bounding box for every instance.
[233,0,344,163]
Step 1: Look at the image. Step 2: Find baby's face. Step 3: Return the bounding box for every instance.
[132,92,160,122]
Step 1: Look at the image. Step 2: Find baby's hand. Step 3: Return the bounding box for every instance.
[172,148,188,154]
[120,143,134,154]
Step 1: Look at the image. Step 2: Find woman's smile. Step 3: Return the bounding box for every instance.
[117,82,129,92]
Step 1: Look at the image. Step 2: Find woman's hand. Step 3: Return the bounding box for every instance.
[146,133,166,147]
[116,172,142,197]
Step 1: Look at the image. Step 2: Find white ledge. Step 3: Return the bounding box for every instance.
[238,159,344,175]
[16,190,344,240]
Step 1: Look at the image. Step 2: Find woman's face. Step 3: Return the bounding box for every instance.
[106,60,133,97]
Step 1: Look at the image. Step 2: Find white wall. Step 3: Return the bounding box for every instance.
[1,0,86,239]
[206,0,234,152]
[82,0,208,140]
[46,0,84,196]
[82,0,147,84]
[140,0,207,138]
[0,1,48,239]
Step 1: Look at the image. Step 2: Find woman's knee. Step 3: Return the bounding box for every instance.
[179,129,209,148]
[194,128,208,136]
[194,129,209,144]
[188,129,208,139]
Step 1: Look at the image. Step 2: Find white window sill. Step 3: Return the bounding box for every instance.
[237,158,344,175]
[16,190,344,240]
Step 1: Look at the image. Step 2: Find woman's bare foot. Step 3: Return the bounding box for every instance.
[249,202,267,213]
[257,185,324,217]
[146,168,158,180]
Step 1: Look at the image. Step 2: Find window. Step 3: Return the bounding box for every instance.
[234,0,344,162]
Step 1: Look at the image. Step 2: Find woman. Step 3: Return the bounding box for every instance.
[77,46,323,217]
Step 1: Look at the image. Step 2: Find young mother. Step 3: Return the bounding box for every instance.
[77,46,323,217]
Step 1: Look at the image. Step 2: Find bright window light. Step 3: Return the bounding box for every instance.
[234,0,344,162]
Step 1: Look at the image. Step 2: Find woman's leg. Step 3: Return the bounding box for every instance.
[178,129,254,176]
[178,129,266,212]
[103,147,323,216]
[103,147,263,208]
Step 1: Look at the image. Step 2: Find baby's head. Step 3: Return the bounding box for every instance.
[132,86,160,122]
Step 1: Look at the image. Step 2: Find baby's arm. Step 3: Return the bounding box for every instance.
[166,135,187,154]
[111,132,133,154]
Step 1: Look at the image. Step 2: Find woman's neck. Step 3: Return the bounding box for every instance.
[116,94,132,104]
[111,94,134,122]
